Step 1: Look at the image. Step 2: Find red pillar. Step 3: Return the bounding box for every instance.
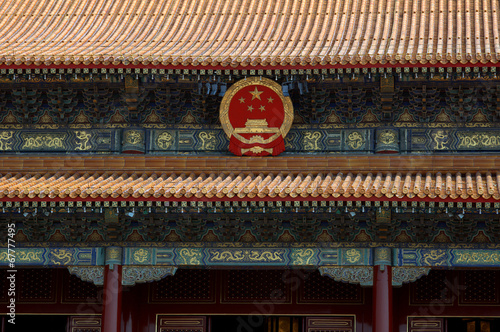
[101,264,122,332]
[373,265,392,332]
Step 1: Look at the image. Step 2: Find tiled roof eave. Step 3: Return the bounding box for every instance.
[1,171,500,203]
[1,0,499,68]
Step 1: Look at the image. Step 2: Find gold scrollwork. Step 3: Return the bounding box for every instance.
[457,132,500,148]
[178,248,202,265]
[16,251,42,262]
[0,131,14,150]
[303,131,321,150]
[133,249,150,263]
[454,251,500,264]
[50,249,73,265]
[156,131,174,149]
[291,249,316,265]
[432,130,449,150]
[345,249,362,263]
[21,133,66,149]
[346,131,365,150]
[422,249,447,266]
[124,130,143,145]
[378,130,397,145]
[75,131,92,150]
[199,131,217,150]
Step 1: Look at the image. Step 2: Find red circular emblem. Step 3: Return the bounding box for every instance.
[220,77,293,156]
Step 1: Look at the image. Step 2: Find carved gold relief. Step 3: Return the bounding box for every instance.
[156,131,174,149]
[378,130,397,145]
[75,131,92,150]
[0,131,13,150]
[432,130,449,150]
[458,132,500,148]
[303,131,321,150]
[124,130,143,145]
[21,133,66,149]
[346,131,365,149]
[345,249,362,263]
[199,131,217,150]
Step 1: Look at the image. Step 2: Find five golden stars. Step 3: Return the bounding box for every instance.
[239,87,276,113]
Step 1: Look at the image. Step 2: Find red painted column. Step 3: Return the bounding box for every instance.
[373,247,392,332]
[101,246,123,332]
[102,264,122,332]
[373,264,392,332]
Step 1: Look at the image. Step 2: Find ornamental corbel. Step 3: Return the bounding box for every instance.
[68,266,104,286]
[121,266,178,286]
[391,267,431,287]
[319,266,373,287]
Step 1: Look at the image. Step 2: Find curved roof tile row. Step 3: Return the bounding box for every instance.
[0,171,499,201]
[0,0,499,67]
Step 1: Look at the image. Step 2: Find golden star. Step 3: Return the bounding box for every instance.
[239,97,245,103]
[249,87,263,100]
[267,96,274,103]
[259,105,266,112]
[247,105,254,112]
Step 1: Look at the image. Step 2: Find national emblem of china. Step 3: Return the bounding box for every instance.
[220,77,293,156]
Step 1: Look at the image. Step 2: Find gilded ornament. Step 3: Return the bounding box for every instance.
[391,267,431,287]
[198,131,217,150]
[345,249,362,263]
[124,130,143,145]
[178,248,202,265]
[432,130,449,150]
[422,249,447,266]
[457,132,500,148]
[156,131,174,149]
[0,131,13,150]
[346,131,365,150]
[21,133,66,149]
[49,249,74,265]
[302,131,321,150]
[290,249,316,265]
[132,248,150,263]
[378,130,397,145]
[75,131,92,150]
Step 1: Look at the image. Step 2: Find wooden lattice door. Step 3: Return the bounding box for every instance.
[157,316,207,332]
[304,317,355,332]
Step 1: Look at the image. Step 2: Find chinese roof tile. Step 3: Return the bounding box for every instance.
[0,0,499,68]
[1,171,499,201]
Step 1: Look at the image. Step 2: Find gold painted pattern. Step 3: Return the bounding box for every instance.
[20,133,66,149]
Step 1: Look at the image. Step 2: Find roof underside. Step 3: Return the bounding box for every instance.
[0,0,499,68]
[1,171,499,201]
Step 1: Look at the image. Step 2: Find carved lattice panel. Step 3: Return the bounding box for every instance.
[408,317,444,332]
[157,316,206,332]
[410,270,453,305]
[18,269,57,303]
[222,270,290,303]
[68,316,101,332]
[63,270,102,303]
[150,269,215,303]
[305,317,355,332]
[459,270,500,304]
[298,270,363,303]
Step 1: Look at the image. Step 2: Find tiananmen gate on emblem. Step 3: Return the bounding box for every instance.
[220,77,294,156]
